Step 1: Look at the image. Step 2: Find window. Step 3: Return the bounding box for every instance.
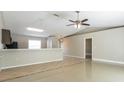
[28,40,41,49]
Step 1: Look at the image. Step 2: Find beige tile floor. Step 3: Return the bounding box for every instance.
[1,57,124,82]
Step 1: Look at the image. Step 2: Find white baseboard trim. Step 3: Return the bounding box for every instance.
[64,55,84,59]
[0,59,63,70]
[93,58,124,65]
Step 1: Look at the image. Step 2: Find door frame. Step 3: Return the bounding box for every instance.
[83,37,93,59]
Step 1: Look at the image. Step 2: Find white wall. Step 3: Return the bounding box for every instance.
[12,34,59,49]
[47,37,52,48]
[63,27,124,62]
[64,35,84,58]
[0,25,2,49]
[47,37,59,48]
[12,34,47,49]
[0,12,3,49]
[52,37,59,48]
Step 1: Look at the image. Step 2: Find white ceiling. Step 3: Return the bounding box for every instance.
[2,11,124,37]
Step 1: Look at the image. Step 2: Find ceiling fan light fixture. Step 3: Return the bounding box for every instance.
[66,11,90,28]
[74,23,81,29]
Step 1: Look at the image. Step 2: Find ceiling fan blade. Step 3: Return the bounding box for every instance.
[66,24,75,26]
[53,14,60,17]
[69,20,75,22]
[81,19,88,22]
[48,35,56,37]
[82,23,90,26]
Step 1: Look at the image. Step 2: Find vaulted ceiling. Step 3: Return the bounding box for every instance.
[2,11,124,37]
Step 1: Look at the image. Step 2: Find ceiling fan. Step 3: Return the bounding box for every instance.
[66,11,90,28]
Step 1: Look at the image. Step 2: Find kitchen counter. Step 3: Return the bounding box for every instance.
[0,48,63,70]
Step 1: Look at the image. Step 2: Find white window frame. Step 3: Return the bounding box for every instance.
[28,40,41,49]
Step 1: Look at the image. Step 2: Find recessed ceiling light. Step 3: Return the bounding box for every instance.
[27,27,44,32]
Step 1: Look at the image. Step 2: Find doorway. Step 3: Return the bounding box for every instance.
[85,38,92,59]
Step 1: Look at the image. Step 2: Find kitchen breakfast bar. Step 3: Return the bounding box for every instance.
[0,48,63,70]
